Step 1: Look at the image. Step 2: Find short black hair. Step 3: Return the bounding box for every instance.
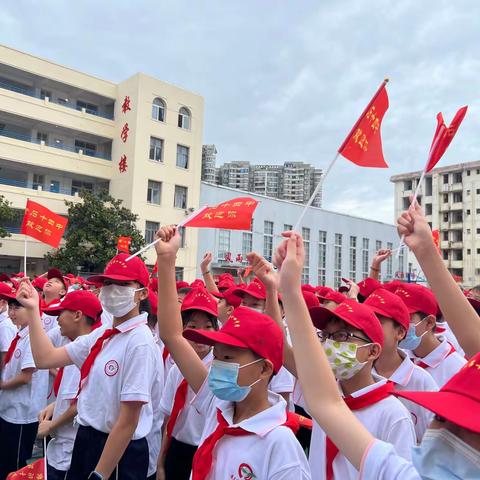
[85,315,96,326]
[7,299,22,308]
[181,310,219,331]
[178,287,192,295]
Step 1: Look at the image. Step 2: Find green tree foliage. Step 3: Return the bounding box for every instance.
[45,191,145,273]
[0,195,16,238]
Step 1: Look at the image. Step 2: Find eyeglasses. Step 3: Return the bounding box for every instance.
[317,330,371,344]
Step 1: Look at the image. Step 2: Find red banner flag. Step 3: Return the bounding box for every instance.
[183,197,259,230]
[117,236,132,253]
[425,106,468,173]
[338,80,389,168]
[20,200,68,248]
[432,229,441,253]
[7,458,45,479]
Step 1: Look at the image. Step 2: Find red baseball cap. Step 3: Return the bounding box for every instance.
[181,288,218,317]
[32,277,48,290]
[232,278,266,300]
[310,298,384,346]
[87,253,150,287]
[467,297,480,315]
[318,290,346,305]
[176,281,190,290]
[211,286,242,308]
[301,284,316,293]
[302,290,320,309]
[315,286,332,298]
[217,279,236,291]
[183,306,283,373]
[148,288,158,316]
[43,289,102,321]
[364,288,410,330]
[392,283,438,317]
[47,268,69,289]
[394,353,480,433]
[0,282,16,301]
[357,278,382,298]
[190,279,206,289]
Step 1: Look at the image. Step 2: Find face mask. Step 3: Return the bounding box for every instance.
[399,318,427,350]
[412,428,480,479]
[208,358,263,401]
[322,338,371,380]
[99,284,143,318]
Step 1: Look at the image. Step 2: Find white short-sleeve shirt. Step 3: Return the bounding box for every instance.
[65,313,158,439]
[190,383,311,480]
[0,327,49,423]
[0,311,17,353]
[42,311,58,333]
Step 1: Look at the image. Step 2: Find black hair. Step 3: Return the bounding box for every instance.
[7,299,22,308]
[85,315,96,326]
[181,309,219,331]
[139,297,157,330]
[178,287,192,295]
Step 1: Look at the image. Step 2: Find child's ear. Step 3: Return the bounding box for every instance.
[395,325,407,342]
[261,359,274,379]
[368,343,382,361]
[425,315,437,332]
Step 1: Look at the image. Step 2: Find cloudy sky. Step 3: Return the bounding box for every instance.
[1,0,479,223]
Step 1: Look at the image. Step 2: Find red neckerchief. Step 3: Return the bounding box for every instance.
[326,381,394,480]
[416,342,456,369]
[165,379,188,448]
[3,334,20,365]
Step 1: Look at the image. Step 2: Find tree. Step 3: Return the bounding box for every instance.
[0,195,16,238]
[45,190,145,274]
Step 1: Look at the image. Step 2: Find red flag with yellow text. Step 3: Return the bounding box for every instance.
[182,197,259,230]
[338,80,389,168]
[20,200,68,248]
[7,458,45,479]
[117,236,132,253]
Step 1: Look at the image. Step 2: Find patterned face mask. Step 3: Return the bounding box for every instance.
[322,338,372,380]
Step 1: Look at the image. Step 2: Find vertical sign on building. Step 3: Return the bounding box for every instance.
[118,95,132,173]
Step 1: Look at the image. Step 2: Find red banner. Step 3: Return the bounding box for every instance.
[7,458,45,479]
[117,236,132,253]
[183,197,259,230]
[425,106,468,173]
[20,200,68,248]
[338,80,389,168]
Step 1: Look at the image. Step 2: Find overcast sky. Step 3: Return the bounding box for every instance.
[1,0,479,224]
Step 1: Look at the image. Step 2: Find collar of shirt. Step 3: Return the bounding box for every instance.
[18,326,29,339]
[341,377,388,398]
[414,338,452,368]
[380,350,415,387]
[114,312,148,333]
[217,391,288,437]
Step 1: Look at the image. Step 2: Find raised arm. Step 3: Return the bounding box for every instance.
[369,249,392,280]
[16,279,72,368]
[398,201,480,358]
[276,233,373,470]
[155,226,208,393]
[200,252,219,293]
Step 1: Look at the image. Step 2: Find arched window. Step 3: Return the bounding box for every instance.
[152,97,166,122]
[178,107,191,130]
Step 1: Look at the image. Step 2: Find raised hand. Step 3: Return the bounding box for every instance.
[246,252,278,290]
[154,225,181,259]
[371,249,392,269]
[342,278,360,300]
[397,200,434,255]
[200,252,213,274]
[274,232,304,295]
[16,278,39,311]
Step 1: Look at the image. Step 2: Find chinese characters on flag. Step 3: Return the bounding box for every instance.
[20,200,68,248]
[117,236,132,253]
[182,197,259,230]
[338,80,389,168]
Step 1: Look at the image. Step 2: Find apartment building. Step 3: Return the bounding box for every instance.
[0,44,204,279]
[391,160,480,286]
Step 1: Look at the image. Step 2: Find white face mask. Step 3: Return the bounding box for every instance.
[412,428,480,479]
[322,338,372,380]
[99,284,143,318]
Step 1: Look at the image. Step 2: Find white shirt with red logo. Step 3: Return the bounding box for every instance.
[65,313,160,439]
[0,310,16,353]
[190,383,311,479]
[373,351,438,442]
[0,327,49,423]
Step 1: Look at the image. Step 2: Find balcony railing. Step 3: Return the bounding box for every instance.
[4,226,21,234]
[0,78,114,120]
[0,175,83,196]
[0,128,111,160]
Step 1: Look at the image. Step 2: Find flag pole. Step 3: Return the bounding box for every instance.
[44,436,48,480]
[24,236,27,277]
[293,152,340,231]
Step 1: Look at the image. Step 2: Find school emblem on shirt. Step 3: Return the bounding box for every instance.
[104,360,119,377]
[43,316,52,326]
[237,463,256,479]
[14,349,21,359]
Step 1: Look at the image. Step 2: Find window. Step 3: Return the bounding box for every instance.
[477,228,480,235]
[477,209,480,214]
[302,228,311,283]
[443,194,448,203]
[443,174,449,184]
[467,170,471,176]
[175,267,184,281]
[242,232,253,257]
[178,107,191,129]
[152,98,166,122]
[467,249,471,255]
[453,192,462,203]
[334,234,342,289]
[467,190,471,195]
[402,197,410,209]
[263,221,274,262]
[443,251,449,260]
[284,224,293,232]
[467,229,471,235]
[362,238,369,279]
[74,140,97,157]
[174,185,188,209]
[32,174,45,190]
[425,177,433,196]
[36,132,48,144]
[375,240,382,280]
[425,204,432,215]
[398,249,405,274]
[218,230,231,261]
[443,213,449,222]
[40,89,51,100]
[318,231,327,286]
[404,180,413,191]
[442,231,448,241]
[453,172,462,183]
[147,180,161,204]
[76,100,98,114]
[145,221,159,244]
[71,180,93,195]
[477,189,480,195]
[467,209,471,215]
[349,236,357,280]
[49,180,60,193]
[178,226,186,248]
[386,242,393,278]
[149,137,164,162]
[176,145,190,169]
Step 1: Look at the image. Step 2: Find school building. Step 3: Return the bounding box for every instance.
[0,44,204,278]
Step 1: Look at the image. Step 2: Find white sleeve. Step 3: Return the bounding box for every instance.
[120,344,155,403]
[159,367,181,416]
[21,338,36,370]
[269,367,295,394]
[190,377,216,416]
[360,440,420,480]
[0,325,15,352]
[59,365,80,401]
[65,331,97,368]
[47,326,65,347]
[385,417,416,461]
[270,465,311,480]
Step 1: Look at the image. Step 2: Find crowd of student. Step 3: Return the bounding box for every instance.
[0,201,479,479]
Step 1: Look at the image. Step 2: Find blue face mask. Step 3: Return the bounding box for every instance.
[208,358,263,402]
[412,428,480,479]
[399,318,427,350]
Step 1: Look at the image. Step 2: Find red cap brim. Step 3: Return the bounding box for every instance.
[87,273,144,285]
[309,306,363,332]
[183,328,249,349]
[0,292,17,301]
[231,288,265,300]
[393,390,480,433]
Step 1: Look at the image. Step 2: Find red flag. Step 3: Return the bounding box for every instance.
[20,200,68,248]
[338,80,389,168]
[7,458,45,479]
[117,236,132,253]
[432,229,441,253]
[425,106,468,173]
[183,197,259,230]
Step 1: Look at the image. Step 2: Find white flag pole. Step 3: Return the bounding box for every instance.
[23,236,27,277]
[44,436,48,480]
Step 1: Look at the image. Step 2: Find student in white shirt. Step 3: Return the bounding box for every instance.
[0,283,17,366]
[158,288,219,479]
[35,289,102,480]
[275,204,480,480]
[0,290,48,480]
[15,253,161,480]
[41,269,68,333]
[155,225,311,480]
[366,288,439,441]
